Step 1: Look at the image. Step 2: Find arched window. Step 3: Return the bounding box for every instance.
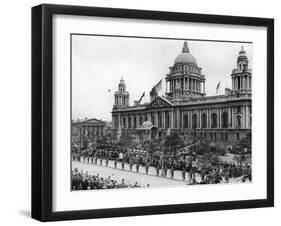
[183,114,188,128]
[211,113,217,128]
[236,115,241,128]
[202,113,207,128]
[222,112,228,128]
[192,114,197,128]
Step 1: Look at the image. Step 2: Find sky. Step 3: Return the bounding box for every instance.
[72,35,252,122]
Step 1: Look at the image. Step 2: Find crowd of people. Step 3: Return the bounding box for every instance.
[72,168,141,190]
[72,144,252,185]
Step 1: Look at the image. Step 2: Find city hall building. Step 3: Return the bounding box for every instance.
[111,41,252,143]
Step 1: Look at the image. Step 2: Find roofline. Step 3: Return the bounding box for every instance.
[72,117,106,125]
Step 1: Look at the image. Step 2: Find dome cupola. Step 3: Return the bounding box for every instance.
[174,41,198,65]
[237,46,248,62]
[118,76,126,92]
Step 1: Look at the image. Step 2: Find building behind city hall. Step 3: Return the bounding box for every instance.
[112,41,252,143]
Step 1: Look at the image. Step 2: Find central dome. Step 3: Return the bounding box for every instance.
[174,41,198,65]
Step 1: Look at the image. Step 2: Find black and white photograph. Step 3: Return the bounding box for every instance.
[29,3,274,222]
[71,35,252,191]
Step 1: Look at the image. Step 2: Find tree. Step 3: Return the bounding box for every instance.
[117,134,135,148]
[164,132,184,157]
[233,132,252,154]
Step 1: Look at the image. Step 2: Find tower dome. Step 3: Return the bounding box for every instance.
[118,76,126,91]
[237,46,248,62]
[174,41,198,65]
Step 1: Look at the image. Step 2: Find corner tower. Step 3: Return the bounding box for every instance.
[114,77,130,108]
[231,46,252,95]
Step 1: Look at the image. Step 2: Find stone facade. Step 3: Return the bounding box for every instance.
[72,118,106,145]
[112,42,251,143]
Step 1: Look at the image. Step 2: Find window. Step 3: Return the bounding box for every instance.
[123,118,126,128]
[183,114,188,128]
[202,113,207,128]
[222,112,228,128]
[225,133,228,141]
[128,117,131,128]
[236,115,241,128]
[166,112,170,128]
[211,113,217,128]
[192,114,197,128]
[139,116,143,126]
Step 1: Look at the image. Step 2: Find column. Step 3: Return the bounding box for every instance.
[136,114,140,127]
[232,107,235,128]
[155,112,158,127]
[219,108,221,128]
[193,79,194,91]
[208,109,211,128]
[162,112,165,129]
[203,80,205,93]
[177,109,181,128]
[243,106,246,128]
[112,116,115,129]
[126,115,129,128]
[245,106,248,129]
[170,111,174,128]
[178,110,181,128]
[228,107,231,128]
[199,109,202,128]
[188,111,192,128]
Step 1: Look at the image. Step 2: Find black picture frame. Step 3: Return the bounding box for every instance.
[32,3,274,222]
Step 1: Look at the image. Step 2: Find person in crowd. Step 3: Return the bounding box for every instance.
[114,158,117,168]
[121,159,125,170]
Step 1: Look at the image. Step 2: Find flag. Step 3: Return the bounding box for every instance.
[216,82,220,94]
[139,92,145,102]
[154,79,162,92]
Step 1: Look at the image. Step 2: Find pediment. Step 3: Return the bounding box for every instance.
[73,118,105,125]
[146,96,173,109]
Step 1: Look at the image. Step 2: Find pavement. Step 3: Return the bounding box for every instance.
[72,160,190,188]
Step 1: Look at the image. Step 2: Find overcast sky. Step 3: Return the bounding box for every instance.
[72,35,252,121]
